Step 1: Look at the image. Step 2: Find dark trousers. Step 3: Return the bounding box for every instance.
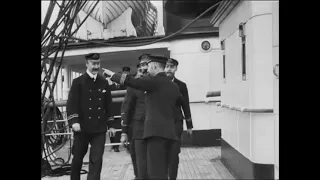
[146,136,180,180]
[135,139,148,179]
[130,139,138,178]
[168,121,183,180]
[127,126,133,152]
[71,132,106,180]
[110,131,121,150]
[127,127,138,177]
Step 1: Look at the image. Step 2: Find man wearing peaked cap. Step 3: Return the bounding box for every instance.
[147,55,168,65]
[119,54,154,179]
[102,54,186,179]
[120,61,148,179]
[165,57,194,180]
[84,53,100,60]
[138,53,151,61]
[67,52,116,180]
[108,65,132,153]
[167,58,179,66]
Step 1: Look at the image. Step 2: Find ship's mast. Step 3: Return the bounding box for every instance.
[41,0,99,130]
[41,1,100,175]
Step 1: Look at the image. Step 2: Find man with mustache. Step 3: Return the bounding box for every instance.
[165,58,193,180]
[102,55,184,179]
[120,54,150,179]
[67,53,116,180]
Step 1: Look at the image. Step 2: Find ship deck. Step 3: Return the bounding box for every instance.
[42,144,235,180]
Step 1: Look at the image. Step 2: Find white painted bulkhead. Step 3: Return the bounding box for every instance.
[217,0,277,165]
[168,37,223,131]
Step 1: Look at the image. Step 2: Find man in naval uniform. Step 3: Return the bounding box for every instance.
[109,82,121,153]
[102,55,184,179]
[108,67,131,152]
[165,58,194,180]
[119,66,131,153]
[67,53,116,180]
[120,54,150,179]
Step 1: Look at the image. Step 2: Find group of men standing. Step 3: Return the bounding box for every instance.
[66,52,193,180]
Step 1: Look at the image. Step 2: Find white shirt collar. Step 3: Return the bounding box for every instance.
[86,69,97,81]
[172,77,175,82]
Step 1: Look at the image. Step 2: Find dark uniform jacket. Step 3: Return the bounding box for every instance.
[66,73,114,133]
[111,72,183,140]
[173,78,193,129]
[109,83,122,129]
[121,86,146,140]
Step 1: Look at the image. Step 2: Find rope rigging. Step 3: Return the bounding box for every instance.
[41,0,221,178]
[41,0,98,177]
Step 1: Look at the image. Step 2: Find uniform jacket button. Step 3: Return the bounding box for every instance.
[98,116,100,119]
[90,90,92,92]
[99,98,101,100]
[89,98,92,100]
[89,108,92,110]
[98,107,101,110]
[89,117,91,119]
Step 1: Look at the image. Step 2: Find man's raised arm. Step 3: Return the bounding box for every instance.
[103,68,157,92]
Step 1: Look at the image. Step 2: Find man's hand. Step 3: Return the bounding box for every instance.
[108,128,116,137]
[187,128,193,137]
[102,68,115,77]
[120,133,128,146]
[72,123,81,132]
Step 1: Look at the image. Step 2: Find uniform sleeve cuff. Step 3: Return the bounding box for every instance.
[67,114,79,127]
[186,120,193,129]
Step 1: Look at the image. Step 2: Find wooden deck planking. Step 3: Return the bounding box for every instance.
[42,146,235,180]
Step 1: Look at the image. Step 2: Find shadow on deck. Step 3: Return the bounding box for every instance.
[42,145,235,180]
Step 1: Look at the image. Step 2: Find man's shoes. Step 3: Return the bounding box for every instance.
[114,148,120,152]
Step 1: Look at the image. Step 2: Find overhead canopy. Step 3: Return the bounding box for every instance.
[59,47,170,74]
[164,0,221,19]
